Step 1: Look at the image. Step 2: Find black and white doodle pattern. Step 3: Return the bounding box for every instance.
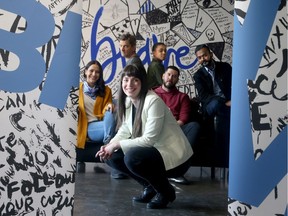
[81,0,234,98]
[0,0,286,215]
[228,174,287,215]
[0,0,79,215]
[0,90,78,215]
[228,1,287,215]
[234,0,250,25]
[247,0,287,158]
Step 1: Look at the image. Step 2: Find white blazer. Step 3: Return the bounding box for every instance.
[111,91,193,171]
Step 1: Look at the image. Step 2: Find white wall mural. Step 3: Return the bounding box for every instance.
[229,0,287,215]
[1,0,285,215]
[0,0,81,215]
[81,0,234,98]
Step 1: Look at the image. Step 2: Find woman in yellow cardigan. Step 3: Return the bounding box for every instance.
[77,60,116,149]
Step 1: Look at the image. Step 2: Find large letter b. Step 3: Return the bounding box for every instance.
[0,0,54,92]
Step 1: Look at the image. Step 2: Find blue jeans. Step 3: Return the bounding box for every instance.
[87,111,116,144]
[181,121,200,150]
[205,97,230,118]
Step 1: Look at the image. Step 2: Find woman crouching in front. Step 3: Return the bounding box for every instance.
[96,64,193,209]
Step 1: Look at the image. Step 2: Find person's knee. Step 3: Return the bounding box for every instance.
[191,122,200,131]
[124,147,142,170]
[206,99,225,117]
[124,147,158,171]
[104,110,114,119]
[185,122,200,134]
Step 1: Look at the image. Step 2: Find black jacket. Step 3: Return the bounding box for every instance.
[193,61,232,109]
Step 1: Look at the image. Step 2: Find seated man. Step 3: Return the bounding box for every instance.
[193,44,232,167]
[193,44,232,119]
[154,65,200,184]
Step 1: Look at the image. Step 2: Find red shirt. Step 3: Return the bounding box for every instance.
[154,86,191,124]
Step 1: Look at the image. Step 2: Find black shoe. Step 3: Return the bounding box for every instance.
[169,176,190,185]
[76,162,85,173]
[110,169,129,179]
[146,185,176,209]
[133,185,156,203]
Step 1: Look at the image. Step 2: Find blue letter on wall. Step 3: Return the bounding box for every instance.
[0,0,81,109]
[39,11,81,109]
[0,0,54,92]
[229,0,287,207]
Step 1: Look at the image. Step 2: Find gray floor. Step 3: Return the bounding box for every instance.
[73,163,228,216]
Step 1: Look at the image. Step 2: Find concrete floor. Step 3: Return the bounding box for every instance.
[73,163,228,216]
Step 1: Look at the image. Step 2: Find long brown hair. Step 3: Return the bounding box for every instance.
[84,60,106,97]
[116,64,148,137]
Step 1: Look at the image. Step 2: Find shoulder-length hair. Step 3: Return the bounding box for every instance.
[84,60,106,97]
[116,64,148,137]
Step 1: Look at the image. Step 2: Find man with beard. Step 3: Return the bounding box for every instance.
[154,66,200,185]
[193,44,232,170]
[193,44,232,118]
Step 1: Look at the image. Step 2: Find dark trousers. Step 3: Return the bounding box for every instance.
[181,121,200,150]
[105,146,191,193]
[205,97,230,118]
[205,98,230,166]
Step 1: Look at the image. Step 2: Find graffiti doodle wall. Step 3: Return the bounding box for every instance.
[0,0,81,215]
[81,0,234,98]
[229,0,287,215]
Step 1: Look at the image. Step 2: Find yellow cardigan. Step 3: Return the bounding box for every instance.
[77,82,113,149]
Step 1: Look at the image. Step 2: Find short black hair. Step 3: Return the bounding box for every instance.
[152,42,166,52]
[166,65,180,76]
[194,44,211,54]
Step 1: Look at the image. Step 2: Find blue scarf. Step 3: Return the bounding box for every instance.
[83,81,99,100]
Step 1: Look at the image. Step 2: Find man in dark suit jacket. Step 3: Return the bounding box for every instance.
[193,44,232,168]
[193,44,232,118]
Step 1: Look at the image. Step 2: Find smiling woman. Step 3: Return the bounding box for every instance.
[96,64,193,209]
[122,74,142,102]
[77,60,116,150]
